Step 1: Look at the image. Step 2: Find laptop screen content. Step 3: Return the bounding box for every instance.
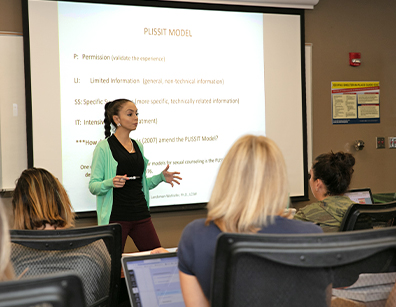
[122,253,185,307]
[344,189,374,204]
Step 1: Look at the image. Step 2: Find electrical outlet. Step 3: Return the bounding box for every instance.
[389,137,396,149]
[376,137,385,149]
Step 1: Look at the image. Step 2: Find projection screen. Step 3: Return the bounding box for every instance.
[22,0,308,213]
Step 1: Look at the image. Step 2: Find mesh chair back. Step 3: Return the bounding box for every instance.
[211,227,396,307]
[340,201,396,231]
[0,272,86,307]
[226,252,331,306]
[10,224,122,307]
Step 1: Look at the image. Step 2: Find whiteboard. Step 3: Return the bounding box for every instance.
[0,34,27,190]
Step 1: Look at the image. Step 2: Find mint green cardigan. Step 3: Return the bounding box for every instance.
[89,138,165,225]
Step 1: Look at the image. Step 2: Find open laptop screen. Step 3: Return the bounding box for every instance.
[344,188,374,204]
[122,252,185,307]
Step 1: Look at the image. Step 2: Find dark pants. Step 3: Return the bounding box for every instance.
[110,217,161,252]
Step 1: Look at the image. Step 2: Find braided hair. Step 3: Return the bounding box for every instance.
[312,151,355,196]
[104,99,131,138]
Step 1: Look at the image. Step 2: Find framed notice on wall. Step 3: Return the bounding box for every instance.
[331,81,380,124]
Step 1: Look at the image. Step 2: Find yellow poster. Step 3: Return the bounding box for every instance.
[332,95,357,119]
[331,81,380,124]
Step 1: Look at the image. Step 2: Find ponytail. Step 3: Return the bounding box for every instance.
[104,101,113,138]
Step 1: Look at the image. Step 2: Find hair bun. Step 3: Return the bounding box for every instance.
[331,151,355,168]
[313,151,355,195]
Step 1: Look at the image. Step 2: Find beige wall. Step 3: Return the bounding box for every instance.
[304,0,396,195]
[1,0,395,251]
[0,0,22,33]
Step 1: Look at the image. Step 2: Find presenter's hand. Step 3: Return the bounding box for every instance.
[162,165,182,187]
[113,174,128,188]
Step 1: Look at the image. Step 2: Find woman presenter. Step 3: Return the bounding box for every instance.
[89,99,181,251]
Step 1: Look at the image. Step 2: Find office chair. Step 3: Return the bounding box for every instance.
[211,227,396,307]
[339,201,396,231]
[0,272,86,307]
[10,224,122,307]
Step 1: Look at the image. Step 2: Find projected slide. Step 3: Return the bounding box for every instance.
[58,3,265,210]
[25,0,306,213]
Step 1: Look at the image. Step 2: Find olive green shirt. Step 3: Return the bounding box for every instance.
[294,195,356,232]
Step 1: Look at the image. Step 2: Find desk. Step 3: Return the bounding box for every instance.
[332,297,387,307]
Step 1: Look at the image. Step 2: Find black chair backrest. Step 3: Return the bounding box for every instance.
[0,272,86,307]
[339,201,396,231]
[211,227,396,307]
[10,224,122,307]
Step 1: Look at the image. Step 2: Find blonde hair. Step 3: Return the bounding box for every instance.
[206,135,289,233]
[12,168,75,230]
[0,203,15,281]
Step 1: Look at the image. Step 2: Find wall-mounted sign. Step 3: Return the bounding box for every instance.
[331,81,380,124]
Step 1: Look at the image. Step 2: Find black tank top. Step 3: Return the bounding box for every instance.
[108,135,150,221]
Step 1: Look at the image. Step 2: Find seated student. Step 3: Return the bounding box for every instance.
[177,135,323,307]
[294,151,356,232]
[11,168,110,307]
[0,203,14,281]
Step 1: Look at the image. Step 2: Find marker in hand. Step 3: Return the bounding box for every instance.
[121,176,141,180]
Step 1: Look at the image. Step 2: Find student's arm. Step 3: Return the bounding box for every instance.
[293,208,310,222]
[386,283,396,307]
[179,271,209,307]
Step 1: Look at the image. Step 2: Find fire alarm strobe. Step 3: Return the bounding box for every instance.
[349,52,361,66]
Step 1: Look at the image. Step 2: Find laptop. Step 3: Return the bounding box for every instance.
[344,188,374,204]
[122,252,185,307]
